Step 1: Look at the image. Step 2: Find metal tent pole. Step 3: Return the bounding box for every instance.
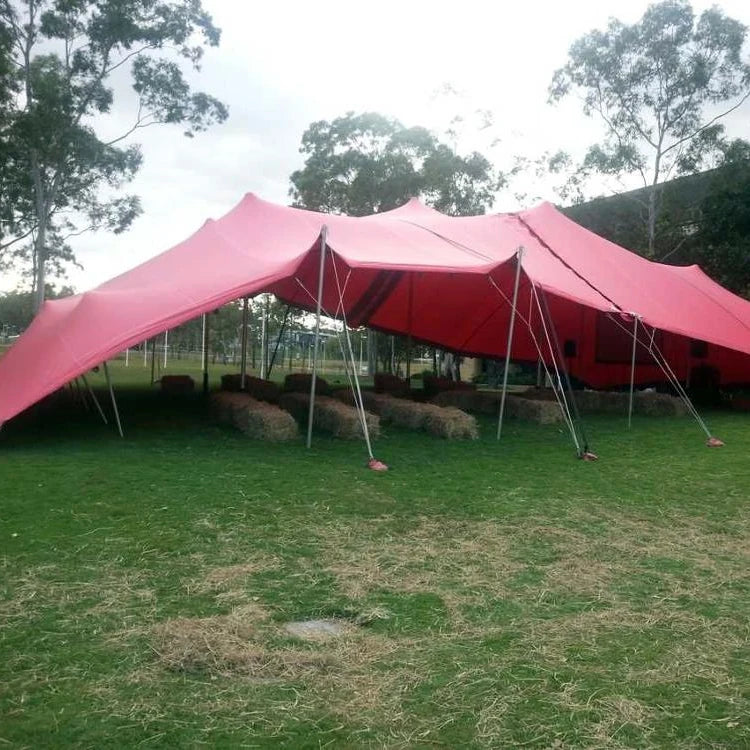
[260,297,267,379]
[202,313,209,395]
[163,330,168,370]
[103,361,124,438]
[406,274,414,380]
[150,338,156,385]
[240,297,249,389]
[497,247,524,440]
[267,304,291,379]
[628,314,639,429]
[307,227,328,449]
[80,373,108,425]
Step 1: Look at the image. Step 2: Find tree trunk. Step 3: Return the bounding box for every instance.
[647,186,657,257]
[31,154,47,314]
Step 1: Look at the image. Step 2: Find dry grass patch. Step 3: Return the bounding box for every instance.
[319,517,521,610]
[150,603,336,678]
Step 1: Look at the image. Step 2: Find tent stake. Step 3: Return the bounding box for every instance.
[103,361,123,438]
[81,373,108,426]
[628,315,639,429]
[497,247,524,440]
[307,227,328,449]
[240,297,249,389]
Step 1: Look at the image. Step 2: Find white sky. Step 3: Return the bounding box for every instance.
[3,0,750,293]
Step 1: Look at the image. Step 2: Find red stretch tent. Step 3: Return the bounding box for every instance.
[1,193,749,427]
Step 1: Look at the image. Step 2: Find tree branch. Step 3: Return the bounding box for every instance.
[662,90,750,158]
[0,225,37,252]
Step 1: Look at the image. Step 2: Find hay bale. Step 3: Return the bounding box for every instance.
[422,405,479,439]
[210,392,298,441]
[432,390,500,415]
[279,392,379,440]
[634,391,688,416]
[339,390,478,438]
[374,372,409,396]
[220,374,281,403]
[283,373,332,396]
[160,375,195,394]
[220,373,243,392]
[503,395,564,424]
[422,373,476,399]
[209,391,246,422]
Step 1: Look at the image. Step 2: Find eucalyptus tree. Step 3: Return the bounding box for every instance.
[549,0,750,255]
[0,0,228,310]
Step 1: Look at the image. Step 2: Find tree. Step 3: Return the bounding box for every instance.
[549,0,750,255]
[290,111,501,217]
[0,0,228,311]
[0,282,72,333]
[694,143,750,296]
[290,111,502,376]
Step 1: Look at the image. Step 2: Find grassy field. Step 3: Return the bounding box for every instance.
[1,376,748,748]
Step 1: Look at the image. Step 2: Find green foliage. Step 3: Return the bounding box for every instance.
[550,0,750,254]
[0,282,72,331]
[0,0,228,305]
[290,111,500,217]
[695,151,750,296]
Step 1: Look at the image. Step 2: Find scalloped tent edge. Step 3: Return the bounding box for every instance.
[0,192,749,428]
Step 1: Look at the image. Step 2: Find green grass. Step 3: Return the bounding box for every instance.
[1,376,749,748]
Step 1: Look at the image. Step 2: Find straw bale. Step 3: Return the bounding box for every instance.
[220,374,281,403]
[160,375,195,394]
[283,373,332,396]
[503,395,564,424]
[432,390,500,415]
[373,372,409,396]
[432,390,562,424]
[422,373,476,399]
[422,405,479,439]
[279,392,379,440]
[210,392,298,441]
[338,390,478,438]
[634,391,688,416]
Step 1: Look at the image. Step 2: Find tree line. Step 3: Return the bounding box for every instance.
[1,0,749,336]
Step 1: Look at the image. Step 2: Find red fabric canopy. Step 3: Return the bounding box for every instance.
[1,193,749,426]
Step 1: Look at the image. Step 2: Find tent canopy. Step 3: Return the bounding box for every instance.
[1,193,749,426]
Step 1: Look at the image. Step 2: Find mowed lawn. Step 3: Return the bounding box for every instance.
[0,378,748,748]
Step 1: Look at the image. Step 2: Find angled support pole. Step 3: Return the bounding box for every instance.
[267,304,291,380]
[307,226,328,449]
[628,314,640,430]
[103,361,124,438]
[406,273,414,380]
[497,247,524,440]
[240,297,249,389]
[80,373,108,426]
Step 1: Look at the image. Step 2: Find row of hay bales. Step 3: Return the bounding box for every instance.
[209,392,299,441]
[336,390,479,439]
[432,387,687,420]
[432,390,564,424]
[278,392,380,440]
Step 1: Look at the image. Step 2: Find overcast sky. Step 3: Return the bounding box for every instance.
[5,0,750,293]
